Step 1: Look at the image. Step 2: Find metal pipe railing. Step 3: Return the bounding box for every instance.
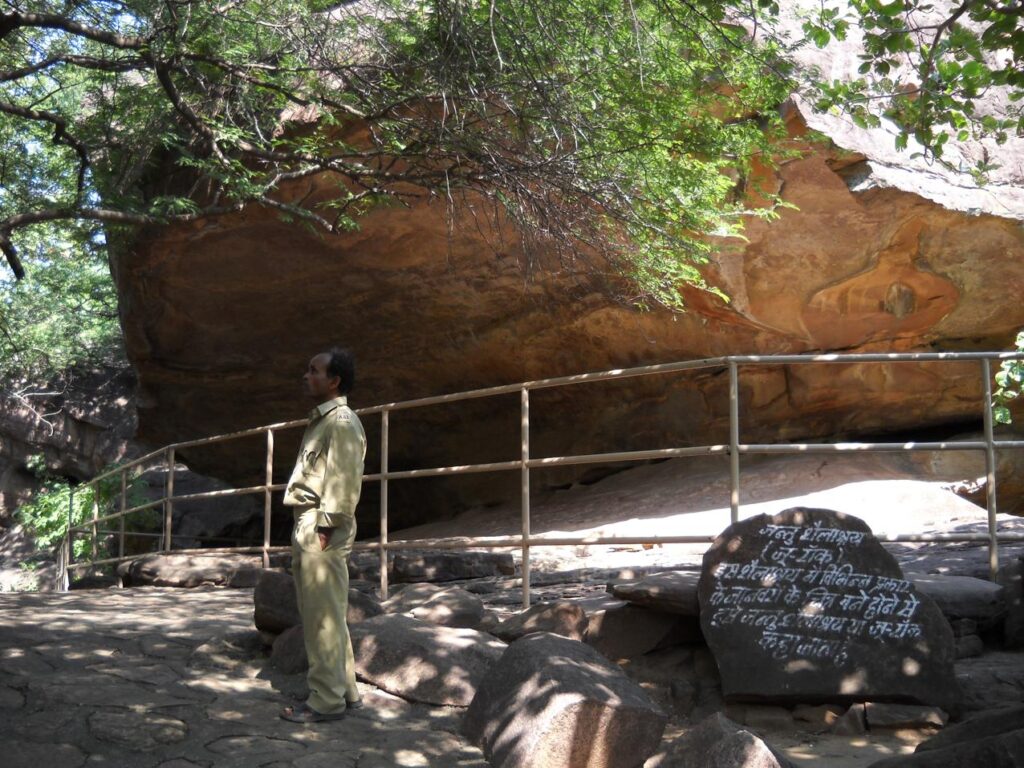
[62,351,1024,588]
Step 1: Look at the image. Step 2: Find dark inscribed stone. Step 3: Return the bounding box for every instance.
[698,507,961,715]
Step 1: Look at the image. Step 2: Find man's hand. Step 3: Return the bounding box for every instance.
[316,527,332,551]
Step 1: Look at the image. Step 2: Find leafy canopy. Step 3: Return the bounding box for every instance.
[0,0,794,309]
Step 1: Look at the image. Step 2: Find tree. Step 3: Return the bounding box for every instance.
[0,0,1020,310]
[0,0,793,309]
[802,0,1023,172]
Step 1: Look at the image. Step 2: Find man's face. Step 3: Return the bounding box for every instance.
[303,353,339,401]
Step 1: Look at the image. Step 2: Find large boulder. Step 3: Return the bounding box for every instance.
[492,601,588,642]
[609,571,701,615]
[392,551,516,582]
[699,507,961,714]
[463,632,667,768]
[350,614,506,706]
[118,553,263,588]
[382,582,484,628]
[254,569,383,635]
[906,573,1006,631]
[585,604,700,660]
[645,713,794,768]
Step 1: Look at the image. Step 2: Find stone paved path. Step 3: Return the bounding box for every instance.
[0,587,488,768]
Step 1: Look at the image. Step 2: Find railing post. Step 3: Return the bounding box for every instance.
[91,482,100,564]
[729,360,740,524]
[982,358,999,581]
[119,468,127,562]
[521,387,531,610]
[58,487,73,591]
[379,409,390,600]
[163,448,175,552]
[263,430,274,569]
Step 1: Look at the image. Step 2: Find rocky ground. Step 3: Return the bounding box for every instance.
[3,451,1024,767]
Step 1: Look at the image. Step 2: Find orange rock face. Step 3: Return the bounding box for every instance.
[112,108,1024,530]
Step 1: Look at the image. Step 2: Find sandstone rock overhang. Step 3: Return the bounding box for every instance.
[109,10,1024,531]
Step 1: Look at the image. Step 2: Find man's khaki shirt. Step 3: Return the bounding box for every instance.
[283,396,366,528]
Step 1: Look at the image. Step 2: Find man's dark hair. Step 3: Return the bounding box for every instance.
[326,347,355,395]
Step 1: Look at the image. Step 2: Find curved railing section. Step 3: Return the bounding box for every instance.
[58,351,1024,602]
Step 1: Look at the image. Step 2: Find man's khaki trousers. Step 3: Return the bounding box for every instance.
[291,507,359,714]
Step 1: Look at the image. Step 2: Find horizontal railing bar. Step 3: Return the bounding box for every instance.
[172,485,267,503]
[739,441,990,454]
[87,450,170,486]
[169,419,305,451]
[727,352,1024,365]
[68,499,165,533]
[529,445,729,468]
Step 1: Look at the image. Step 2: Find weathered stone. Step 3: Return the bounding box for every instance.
[189,630,263,670]
[865,730,1024,767]
[392,552,516,582]
[793,704,844,728]
[863,703,948,730]
[585,604,694,660]
[609,571,701,615]
[916,705,1024,753]
[271,625,307,674]
[348,587,385,623]
[907,573,1006,630]
[382,583,484,628]
[955,634,984,659]
[949,618,977,638]
[997,558,1024,649]
[463,632,667,768]
[0,685,25,709]
[699,508,961,714]
[351,614,505,706]
[493,601,587,642]
[118,553,264,588]
[253,569,301,633]
[957,652,1024,712]
[646,713,795,768]
[88,711,188,751]
[832,704,867,735]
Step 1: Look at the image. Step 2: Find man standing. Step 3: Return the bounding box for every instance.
[281,348,366,723]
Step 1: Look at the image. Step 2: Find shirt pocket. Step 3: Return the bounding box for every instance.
[300,442,327,480]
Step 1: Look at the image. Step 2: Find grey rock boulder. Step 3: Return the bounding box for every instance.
[253,570,301,633]
[463,632,667,768]
[493,601,587,642]
[586,604,701,660]
[382,583,484,628]
[609,571,701,615]
[392,551,515,582]
[906,573,1006,630]
[351,614,505,706]
[699,507,961,715]
[270,625,307,674]
[118,553,263,588]
[645,713,794,768]
[254,569,382,635]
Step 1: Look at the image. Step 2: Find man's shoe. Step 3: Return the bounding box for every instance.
[281,701,346,723]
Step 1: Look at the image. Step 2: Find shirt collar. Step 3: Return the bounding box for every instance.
[310,395,347,421]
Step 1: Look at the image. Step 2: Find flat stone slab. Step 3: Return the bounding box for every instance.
[118,553,264,588]
[351,614,506,706]
[88,710,189,751]
[609,571,701,615]
[699,507,961,714]
[906,573,1006,629]
[464,632,667,768]
[585,604,695,660]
